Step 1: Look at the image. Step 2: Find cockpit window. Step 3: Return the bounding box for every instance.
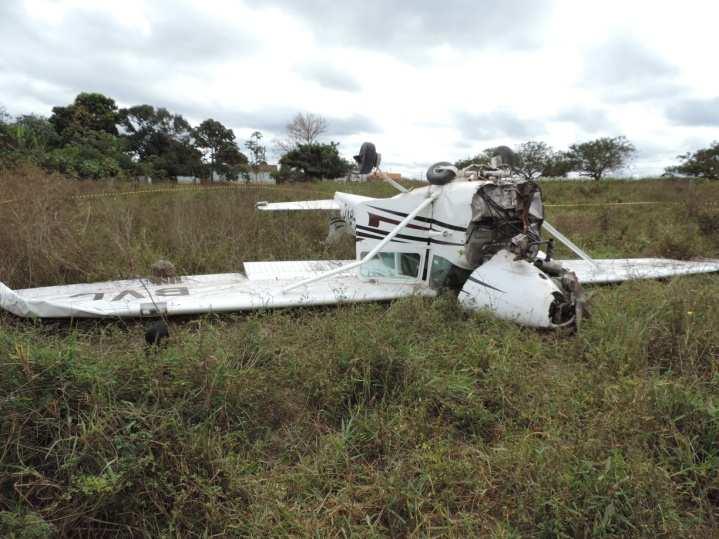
[429,254,472,292]
[360,252,421,279]
[399,252,420,277]
[429,255,453,289]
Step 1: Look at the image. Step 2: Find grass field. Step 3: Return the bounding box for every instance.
[1,166,719,537]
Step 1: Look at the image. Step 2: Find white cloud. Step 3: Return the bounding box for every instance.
[1,0,718,178]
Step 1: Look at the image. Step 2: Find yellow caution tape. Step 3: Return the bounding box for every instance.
[70,183,333,200]
[2,182,712,209]
[545,201,670,208]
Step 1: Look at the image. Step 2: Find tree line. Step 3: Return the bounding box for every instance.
[458,136,718,181]
[0,93,352,181]
[1,93,717,181]
[457,138,637,181]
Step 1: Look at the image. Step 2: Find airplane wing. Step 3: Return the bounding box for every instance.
[4,255,718,319]
[0,260,431,319]
[558,258,719,284]
[256,200,341,211]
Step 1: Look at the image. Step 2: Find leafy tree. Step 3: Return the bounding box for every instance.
[456,147,521,170]
[665,142,719,179]
[194,119,248,181]
[541,151,575,178]
[245,131,267,167]
[43,129,130,179]
[50,92,120,143]
[455,152,491,169]
[43,93,129,179]
[278,142,351,181]
[7,115,60,153]
[1,113,62,169]
[119,105,201,179]
[0,106,14,153]
[0,106,10,135]
[566,136,636,180]
[512,141,554,180]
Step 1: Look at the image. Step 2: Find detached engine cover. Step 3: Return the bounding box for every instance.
[459,250,572,328]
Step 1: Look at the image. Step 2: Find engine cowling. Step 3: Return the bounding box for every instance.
[458,250,578,328]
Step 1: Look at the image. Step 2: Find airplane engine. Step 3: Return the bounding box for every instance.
[458,250,580,328]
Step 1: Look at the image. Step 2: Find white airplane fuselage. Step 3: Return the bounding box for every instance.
[335,181,478,271]
[4,178,719,329]
[328,181,574,328]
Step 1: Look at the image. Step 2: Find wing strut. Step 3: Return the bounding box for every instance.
[282,190,441,293]
[543,221,598,268]
[375,168,408,193]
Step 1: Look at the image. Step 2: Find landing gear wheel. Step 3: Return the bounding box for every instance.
[426,161,456,185]
[354,142,379,174]
[145,320,170,348]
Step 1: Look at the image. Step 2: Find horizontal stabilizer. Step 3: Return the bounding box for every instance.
[256,200,341,211]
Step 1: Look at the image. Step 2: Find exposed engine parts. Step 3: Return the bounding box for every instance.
[465,180,544,266]
[548,270,590,328]
[458,177,586,328]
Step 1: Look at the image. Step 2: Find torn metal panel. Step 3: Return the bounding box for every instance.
[459,249,573,328]
[465,181,544,266]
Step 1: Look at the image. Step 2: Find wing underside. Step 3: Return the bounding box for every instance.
[0,261,428,319]
[2,257,718,319]
[558,258,719,284]
[256,200,341,211]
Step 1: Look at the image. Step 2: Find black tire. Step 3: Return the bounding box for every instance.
[426,161,456,185]
[145,320,170,347]
[354,142,378,174]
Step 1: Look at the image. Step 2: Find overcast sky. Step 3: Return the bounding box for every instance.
[1,0,718,178]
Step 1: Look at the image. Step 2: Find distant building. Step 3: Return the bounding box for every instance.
[368,171,402,182]
[210,165,278,184]
[332,171,402,183]
[176,175,199,184]
[247,164,277,184]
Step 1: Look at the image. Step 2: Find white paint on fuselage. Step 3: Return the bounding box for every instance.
[334,181,482,285]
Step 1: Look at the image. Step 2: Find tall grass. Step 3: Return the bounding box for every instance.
[1,167,719,536]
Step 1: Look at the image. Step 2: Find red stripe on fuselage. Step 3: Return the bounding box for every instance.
[367,213,430,231]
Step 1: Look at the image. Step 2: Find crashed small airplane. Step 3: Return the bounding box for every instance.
[2,143,718,328]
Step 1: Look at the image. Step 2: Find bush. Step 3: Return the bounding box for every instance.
[278,142,351,181]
